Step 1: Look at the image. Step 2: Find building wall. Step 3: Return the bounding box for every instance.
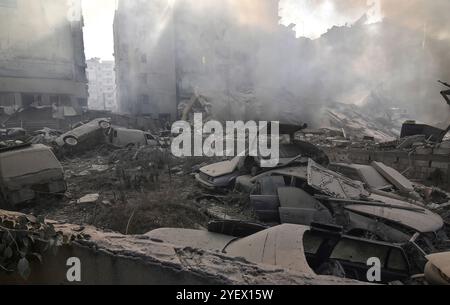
[114,0,177,120]
[0,0,88,114]
[86,58,117,111]
[113,0,285,122]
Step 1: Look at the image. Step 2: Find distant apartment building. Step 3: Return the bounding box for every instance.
[0,0,88,130]
[113,0,283,122]
[86,58,117,111]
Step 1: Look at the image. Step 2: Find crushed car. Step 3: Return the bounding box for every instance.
[244,159,445,249]
[147,221,435,284]
[0,143,66,207]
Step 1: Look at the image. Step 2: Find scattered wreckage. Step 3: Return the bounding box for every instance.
[147,220,446,284]
[328,162,423,203]
[195,140,330,190]
[105,126,161,148]
[244,160,445,248]
[0,143,66,207]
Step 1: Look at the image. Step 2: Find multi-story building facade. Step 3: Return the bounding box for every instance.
[86,58,117,111]
[0,0,87,128]
[113,0,281,122]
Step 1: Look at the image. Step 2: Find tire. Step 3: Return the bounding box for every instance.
[63,136,79,147]
[98,120,111,129]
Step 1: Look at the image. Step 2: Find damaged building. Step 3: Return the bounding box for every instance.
[0,0,88,130]
[86,58,117,112]
[0,0,450,287]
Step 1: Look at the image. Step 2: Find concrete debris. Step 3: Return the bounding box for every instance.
[372,161,415,194]
[77,193,100,204]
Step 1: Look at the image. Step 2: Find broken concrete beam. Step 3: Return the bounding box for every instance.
[372,161,415,193]
[0,210,366,285]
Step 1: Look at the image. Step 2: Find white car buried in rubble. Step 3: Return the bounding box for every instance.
[238,159,446,250]
[147,221,438,284]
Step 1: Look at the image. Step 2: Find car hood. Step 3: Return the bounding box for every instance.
[147,224,316,276]
[199,157,241,178]
[225,224,315,275]
[345,194,444,233]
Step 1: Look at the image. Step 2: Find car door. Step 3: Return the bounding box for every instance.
[329,237,411,283]
[250,176,287,222]
[278,187,333,225]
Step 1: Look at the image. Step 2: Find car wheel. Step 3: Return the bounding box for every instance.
[99,120,111,129]
[63,136,79,147]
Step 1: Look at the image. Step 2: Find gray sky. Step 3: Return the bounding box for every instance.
[82,0,117,60]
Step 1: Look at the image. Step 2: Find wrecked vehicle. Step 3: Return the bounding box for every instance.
[54,118,111,148]
[147,221,431,284]
[195,156,243,190]
[0,128,28,142]
[401,120,448,143]
[424,251,450,285]
[195,140,329,190]
[0,144,66,206]
[29,128,63,145]
[328,162,423,203]
[106,127,160,148]
[247,159,445,248]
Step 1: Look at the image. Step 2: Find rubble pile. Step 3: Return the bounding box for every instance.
[0,118,449,285]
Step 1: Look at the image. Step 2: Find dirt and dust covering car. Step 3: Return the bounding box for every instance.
[105,126,161,148]
[0,143,66,207]
[146,221,436,284]
[424,251,450,285]
[54,118,111,148]
[195,140,330,190]
[244,159,446,249]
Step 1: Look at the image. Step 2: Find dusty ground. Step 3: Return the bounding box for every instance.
[17,145,258,235]
[11,144,450,238]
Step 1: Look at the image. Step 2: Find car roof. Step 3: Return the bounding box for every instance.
[0,144,50,157]
[225,224,315,275]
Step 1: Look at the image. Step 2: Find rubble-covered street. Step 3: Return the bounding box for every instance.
[1,0,450,290]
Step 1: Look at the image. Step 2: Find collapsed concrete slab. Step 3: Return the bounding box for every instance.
[0,210,365,285]
[372,161,415,194]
